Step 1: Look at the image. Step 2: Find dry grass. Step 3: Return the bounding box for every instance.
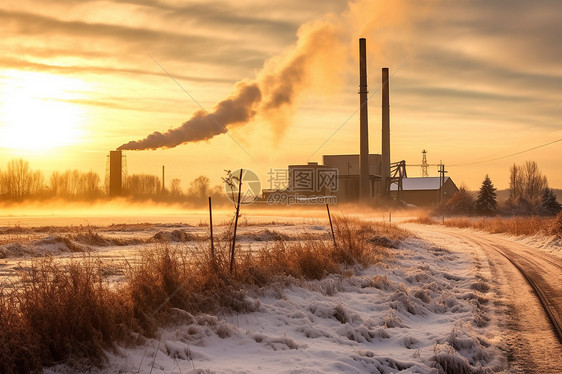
[444,216,547,236]
[0,217,409,372]
[238,240,339,283]
[0,257,134,373]
[0,290,42,374]
[549,212,562,236]
[408,215,438,225]
[332,216,408,266]
[412,213,562,237]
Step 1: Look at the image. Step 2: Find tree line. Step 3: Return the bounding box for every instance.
[0,159,226,204]
[443,160,561,216]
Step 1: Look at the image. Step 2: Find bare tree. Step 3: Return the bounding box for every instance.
[188,176,210,200]
[0,171,5,197]
[509,164,522,201]
[170,178,183,197]
[0,160,104,200]
[11,159,31,198]
[49,170,101,198]
[125,174,160,197]
[49,171,63,196]
[30,170,45,197]
[522,161,548,204]
[83,171,101,198]
[0,159,47,199]
[4,159,30,198]
[508,161,548,205]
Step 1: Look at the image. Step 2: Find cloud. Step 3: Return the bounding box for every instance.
[110,0,299,35]
[0,56,235,84]
[0,8,273,77]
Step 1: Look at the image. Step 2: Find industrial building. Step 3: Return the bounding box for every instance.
[286,154,382,201]
[281,38,457,207]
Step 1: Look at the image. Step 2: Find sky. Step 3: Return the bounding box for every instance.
[0,0,561,191]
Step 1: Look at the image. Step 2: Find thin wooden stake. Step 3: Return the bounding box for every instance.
[230,169,243,274]
[209,196,215,258]
[326,203,337,250]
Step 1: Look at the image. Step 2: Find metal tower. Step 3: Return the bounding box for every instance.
[421,150,429,177]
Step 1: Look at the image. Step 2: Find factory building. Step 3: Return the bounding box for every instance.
[323,154,384,200]
[286,154,382,202]
[286,162,332,197]
[278,38,458,207]
[390,177,458,206]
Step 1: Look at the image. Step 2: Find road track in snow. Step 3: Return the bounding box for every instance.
[436,231,561,342]
[403,224,562,373]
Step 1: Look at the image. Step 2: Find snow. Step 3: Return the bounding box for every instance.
[0,218,518,373]
[507,233,562,258]
[404,223,562,260]
[44,234,504,373]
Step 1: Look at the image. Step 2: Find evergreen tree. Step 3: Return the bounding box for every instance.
[540,188,561,215]
[475,175,497,215]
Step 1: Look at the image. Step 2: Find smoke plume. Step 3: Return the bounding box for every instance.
[118,0,422,151]
[118,82,261,150]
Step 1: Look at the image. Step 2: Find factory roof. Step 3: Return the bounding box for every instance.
[390,177,451,191]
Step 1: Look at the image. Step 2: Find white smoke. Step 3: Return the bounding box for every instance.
[118,0,426,151]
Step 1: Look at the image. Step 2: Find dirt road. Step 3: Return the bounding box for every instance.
[404,223,562,373]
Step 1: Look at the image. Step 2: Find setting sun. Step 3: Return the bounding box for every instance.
[0,71,88,151]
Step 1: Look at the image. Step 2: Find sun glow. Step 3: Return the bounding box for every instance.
[0,71,90,151]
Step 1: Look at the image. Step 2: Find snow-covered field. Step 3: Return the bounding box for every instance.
[29,229,503,373]
[0,216,522,373]
[406,223,562,260]
[0,222,330,286]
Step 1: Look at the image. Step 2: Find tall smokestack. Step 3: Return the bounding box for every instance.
[109,150,122,196]
[381,67,390,197]
[359,38,370,201]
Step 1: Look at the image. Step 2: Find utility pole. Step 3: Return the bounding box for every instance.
[438,162,447,205]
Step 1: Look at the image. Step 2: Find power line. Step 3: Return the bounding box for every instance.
[449,138,562,167]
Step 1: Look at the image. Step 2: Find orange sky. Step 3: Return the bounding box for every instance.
[1,0,561,191]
